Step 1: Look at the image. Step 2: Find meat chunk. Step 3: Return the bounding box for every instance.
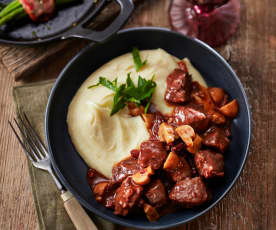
[191,82,226,125]
[19,0,55,22]
[169,105,210,132]
[203,126,230,152]
[112,157,141,183]
[145,180,167,208]
[165,66,192,103]
[169,177,208,207]
[158,122,179,144]
[138,141,167,170]
[194,150,224,178]
[163,152,192,182]
[93,182,117,208]
[114,177,143,216]
[191,82,214,112]
[128,102,145,116]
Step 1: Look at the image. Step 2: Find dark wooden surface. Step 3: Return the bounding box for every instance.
[1,0,276,229]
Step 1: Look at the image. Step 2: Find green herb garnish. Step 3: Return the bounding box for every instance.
[132,47,147,72]
[88,73,156,116]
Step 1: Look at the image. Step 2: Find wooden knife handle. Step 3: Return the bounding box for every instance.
[61,191,98,230]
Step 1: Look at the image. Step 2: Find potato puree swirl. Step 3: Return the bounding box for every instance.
[67,49,206,178]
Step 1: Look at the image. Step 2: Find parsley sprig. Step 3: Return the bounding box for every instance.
[132,47,147,71]
[88,73,156,116]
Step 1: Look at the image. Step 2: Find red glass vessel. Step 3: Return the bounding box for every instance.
[169,0,240,47]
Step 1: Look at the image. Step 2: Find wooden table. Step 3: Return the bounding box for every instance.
[1,0,276,229]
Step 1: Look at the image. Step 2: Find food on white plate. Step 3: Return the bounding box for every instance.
[67,48,239,221]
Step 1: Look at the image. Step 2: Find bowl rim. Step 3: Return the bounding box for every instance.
[45,26,252,229]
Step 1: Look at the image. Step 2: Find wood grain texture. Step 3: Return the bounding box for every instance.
[1,0,276,229]
[0,0,141,81]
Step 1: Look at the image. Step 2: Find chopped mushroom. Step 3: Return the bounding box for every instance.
[208,87,226,105]
[132,166,154,185]
[163,152,192,182]
[186,134,202,154]
[175,125,195,147]
[158,122,179,144]
[175,125,202,153]
[219,99,239,118]
[163,152,181,170]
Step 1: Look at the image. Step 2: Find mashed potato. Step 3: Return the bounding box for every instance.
[67,49,206,178]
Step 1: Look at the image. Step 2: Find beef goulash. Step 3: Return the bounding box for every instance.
[67,49,239,221]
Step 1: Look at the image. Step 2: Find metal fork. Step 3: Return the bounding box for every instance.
[9,113,98,230]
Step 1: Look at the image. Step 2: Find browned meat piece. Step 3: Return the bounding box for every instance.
[194,150,224,178]
[112,157,141,183]
[171,141,185,153]
[165,67,192,103]
[192,82,226,125]
[169,177,208,207]
[168,105,210,133]
[145,179,167,208]
[203,126,230,152]
[128,102,145,116]
[138,140,167,170]
[87,168,109,187]
[19,0,55,21]
[114,177,143,216]
[191,82,214,112]
[130,149,140,158]
[93,182,118,208]
[163,152,192,182]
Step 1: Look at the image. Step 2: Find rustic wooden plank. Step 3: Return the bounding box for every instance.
[1,0,276,229]
[0,65,38,230]
[0,0,141,81]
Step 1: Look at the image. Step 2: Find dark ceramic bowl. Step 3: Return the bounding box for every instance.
[46,27,251,229]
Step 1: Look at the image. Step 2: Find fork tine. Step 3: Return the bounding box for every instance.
[16,116,45,160]
[22,112,48,156]
[9,121,35,162]
[13,118,40,161]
